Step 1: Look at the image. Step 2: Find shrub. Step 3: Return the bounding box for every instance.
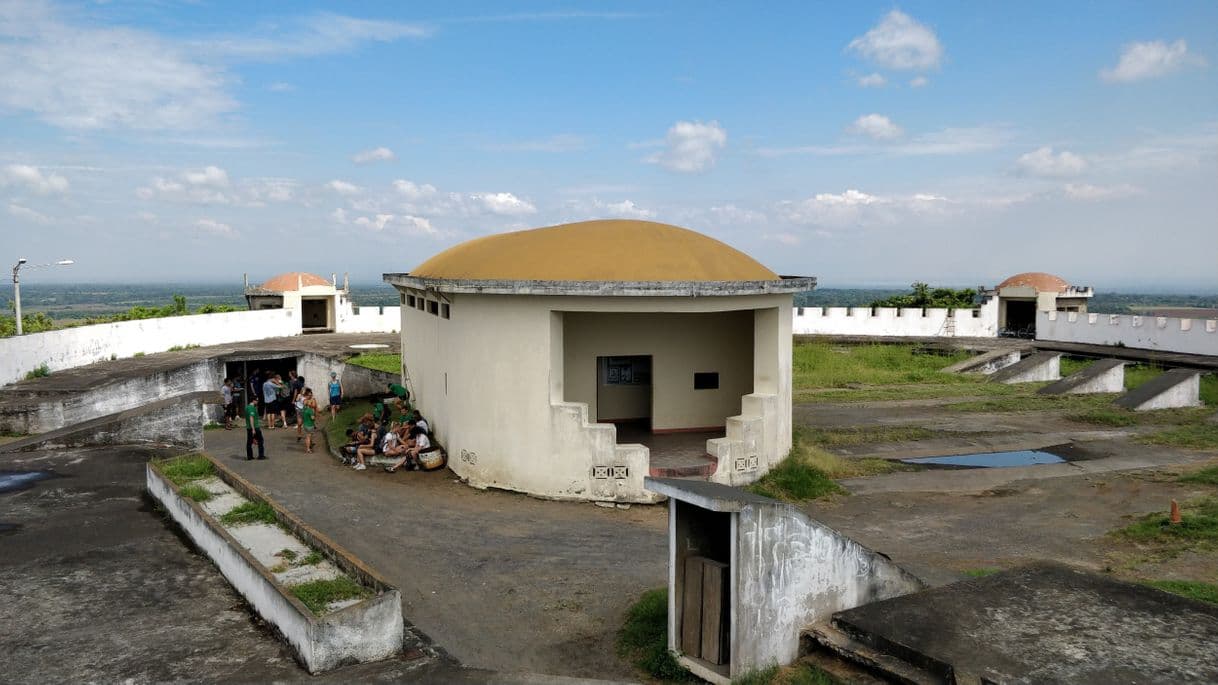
[24,363,49,380]
[616,588,694,682]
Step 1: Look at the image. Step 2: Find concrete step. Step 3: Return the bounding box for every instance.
[801,622,942,685]
[648,454,718,478]
[941,348,1024,375]
[987,352,1061,384]
[1037,358,1125,395]
[1114,367,1202,411]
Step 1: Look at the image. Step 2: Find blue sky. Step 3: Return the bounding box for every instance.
[2,1,1215,290]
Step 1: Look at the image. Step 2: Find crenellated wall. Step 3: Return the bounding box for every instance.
[1037,311,1218,356]
[792,297,998,338]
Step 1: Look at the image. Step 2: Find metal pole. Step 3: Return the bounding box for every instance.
[12,263,22,336]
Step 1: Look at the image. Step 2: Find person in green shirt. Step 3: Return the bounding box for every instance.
[387,383,409,402]
[301,403,316,453]
[245,399,265,460]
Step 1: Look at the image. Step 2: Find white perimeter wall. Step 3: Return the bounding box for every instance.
[0,309,299,386]
[792,297,998,337]
[1038,311,1218,356]
[335,303,401,333]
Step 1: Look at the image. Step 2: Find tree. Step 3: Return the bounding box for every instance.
[870,282,978,309]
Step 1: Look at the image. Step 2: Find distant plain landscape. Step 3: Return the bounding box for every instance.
[7,283,1216,323]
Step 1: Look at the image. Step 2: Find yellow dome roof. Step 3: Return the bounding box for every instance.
[411,220,779,282]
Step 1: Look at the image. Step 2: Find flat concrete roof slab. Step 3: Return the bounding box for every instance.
[832,562,1218,684]
[644,476,776,511]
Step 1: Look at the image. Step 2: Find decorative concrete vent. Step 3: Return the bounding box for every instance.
[147,455,403,673]
[645,477,924,684]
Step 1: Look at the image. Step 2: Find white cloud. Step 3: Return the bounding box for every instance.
[644,120,727,173]
[487,134,588,152]
[2,164,69,194]
[327,179,361,195]
[709,204,767,225]
[1063,183,1142,201]
[183,165,230,188]
[330,208,348,224]
[392,179,439,201]
[909,76,929,88]
[352,212,434,234]
[848,10,943,71]
[1100,40,1205,83]
[472,192,537,216]
[857,72,887,87]
[776,189,954,230]
[7,202,49,223]
[758,125,1012,158]
[849,114,903,141]
[0,3,429,131]
[352,147,396,164]
[1016,146,1087,177]
[243,178,297,205]
[195,218,235,237]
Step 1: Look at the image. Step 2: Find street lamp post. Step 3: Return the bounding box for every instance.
[12,258,74,335]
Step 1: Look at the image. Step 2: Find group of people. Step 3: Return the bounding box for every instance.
[340,388,434,473]
[222,368,343,460]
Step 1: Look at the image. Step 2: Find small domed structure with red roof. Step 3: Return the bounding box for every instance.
[996,272,1070,293]
[985,271,1093,337]
[245,271,347,332]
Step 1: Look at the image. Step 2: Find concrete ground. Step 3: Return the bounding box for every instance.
[205,425,668,679]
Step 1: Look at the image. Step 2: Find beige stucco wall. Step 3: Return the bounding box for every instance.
[562,311,753,430]
[399,291,792,502]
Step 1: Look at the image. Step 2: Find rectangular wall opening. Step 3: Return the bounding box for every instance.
[673,500,732,678]
[595,355,652,429]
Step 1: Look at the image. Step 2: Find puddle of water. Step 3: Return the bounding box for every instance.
[901,450,1066,468]
[0,470,55,494]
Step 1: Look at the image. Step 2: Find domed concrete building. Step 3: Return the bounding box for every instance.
[244,271,348,333]
[384,220,816,503]
[986,271,1093,337]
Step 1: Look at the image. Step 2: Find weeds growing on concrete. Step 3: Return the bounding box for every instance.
[166,344,201,351]
[219,501,279,527]
[157,455,215,486]
[962,568,1001,578]
[177,484,213,502]
[290,576,370,615]
[1145,580,1218,605]
[1179,466,1218,485]
[734,664,838,685]
[1138,424,1218,450]
[24,363,50,380]
[301,551,324,566]
[616,588,694,682]
[345,353,401,374]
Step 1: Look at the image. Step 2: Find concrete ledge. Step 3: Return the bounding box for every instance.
[1037,358,1125,395]
[0,391,214,453]
[988,352,1061,384]
[942,349,1022,375]
[1114,368,1203,411]
[146,455,404,673]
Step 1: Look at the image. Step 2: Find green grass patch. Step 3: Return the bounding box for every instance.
[1138,424,1218,450]
[1067,407,1139,427]
[1058,357,1096,377]
[733,664,837,685]
[748,430,912,502]
[301,551,324,566]
[1200,374,1218,407]
[1179,466,1218,485]
[962,567,1001,578]
[219,500,279,527]
[156,455,215,486]
[177,484,213,502]
[1145,580,1218,605]
[1124,364,1165,391]
[289,576,371,615]
[796,381,1020,404]
[1116,497,1218,544]
[793,342,973,390]
[279,548,298,562]
[616,588,694,682]
[324,400,380,455]
[345,353,401,374]
[24,363,50,380]
[949,392,1113,414]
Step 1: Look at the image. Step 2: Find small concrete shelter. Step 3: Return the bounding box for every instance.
[385,220,814,503]
[245,271,349,333]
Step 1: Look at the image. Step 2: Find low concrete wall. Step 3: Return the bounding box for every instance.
[1038,311,1218,357]
[336,305,402,334]
[990,353,1061,384]
[0,392,213,453]
[0,309,299,386]
[793,298,998,338]
[298,353,400,408]
[146,457,403,673]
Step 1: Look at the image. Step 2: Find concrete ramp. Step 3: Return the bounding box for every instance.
[1115,368,1203,411]
[941,348,1022,375]
[803,563,1218,684]
[645,477,924,684]
[0,391,214,453]
[1037,358,1125,395]
[987,352,1061,384]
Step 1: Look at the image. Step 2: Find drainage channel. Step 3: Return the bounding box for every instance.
[901,448,1070,469]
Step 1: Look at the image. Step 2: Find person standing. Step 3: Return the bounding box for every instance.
[221,378,235,430]
[262,375,279,428]
[301,390,317,454]
[245,398,265,460]
[327,371,344,419]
